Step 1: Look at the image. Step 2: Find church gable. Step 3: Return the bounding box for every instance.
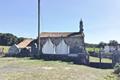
[40,37,84,54]
[38,20,85,54]
[42,39,55,54]
[56,39,69,54]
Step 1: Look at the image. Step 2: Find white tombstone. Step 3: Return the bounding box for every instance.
[56,39,69,54]
[42,39,55,54]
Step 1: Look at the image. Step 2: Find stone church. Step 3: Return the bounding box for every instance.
[31,20,89,64]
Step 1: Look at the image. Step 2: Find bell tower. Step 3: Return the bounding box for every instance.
[79,19,84,33]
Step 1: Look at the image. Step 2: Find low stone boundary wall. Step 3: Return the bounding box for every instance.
[39,53,89,65]
[6,51,89,65]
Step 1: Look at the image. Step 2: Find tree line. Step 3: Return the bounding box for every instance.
[0,33,26,46]
[85,40,119,48]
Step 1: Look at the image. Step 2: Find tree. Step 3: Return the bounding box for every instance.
[109,40,118,46]
[85,43,98,48]
[97,42,106,49]
[0,33,17,46]
[0,33,26,46]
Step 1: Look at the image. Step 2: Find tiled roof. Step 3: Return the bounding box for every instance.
[40,32,82,37]
[17,39,33,48]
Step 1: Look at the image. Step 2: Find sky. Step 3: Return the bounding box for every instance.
[0,0,120,44]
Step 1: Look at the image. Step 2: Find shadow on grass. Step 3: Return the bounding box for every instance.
[89,62,113,69]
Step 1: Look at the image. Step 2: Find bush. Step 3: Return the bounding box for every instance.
[114,63,120,74]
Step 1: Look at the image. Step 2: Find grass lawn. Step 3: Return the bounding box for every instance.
[0,46,10,53]
[0,57,118,80]
[86,47,100,52]
[90,56,112,63]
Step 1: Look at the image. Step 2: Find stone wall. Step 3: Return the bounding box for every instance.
[30,37,89,65]
[112,50,120,66]
[39,53,89,65]
[39,37,85,54]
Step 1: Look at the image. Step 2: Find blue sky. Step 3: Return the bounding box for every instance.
[0,0,120,43]
[0,0,37,38]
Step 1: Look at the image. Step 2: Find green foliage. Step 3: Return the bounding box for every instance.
[85,43,98,48]
[0,33,26,46]
[114,63,120,74]
[86,47,100,52]
[97,42,107,48]
[0,33,17,46]
[109,40,118,46]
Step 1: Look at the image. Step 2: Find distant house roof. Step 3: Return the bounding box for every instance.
[40,32,83,37]
[17,39,33,48]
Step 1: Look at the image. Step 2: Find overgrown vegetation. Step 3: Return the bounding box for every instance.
[114,63,120,74]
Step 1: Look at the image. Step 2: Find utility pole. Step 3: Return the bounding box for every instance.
[38,0,40,56]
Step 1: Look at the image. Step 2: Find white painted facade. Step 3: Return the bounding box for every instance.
[56,39,69,54]
[42,39,55,54]
[8,44,20,55]
[42,39,70,54]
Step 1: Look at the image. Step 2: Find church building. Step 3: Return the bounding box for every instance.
[31,20,89,64]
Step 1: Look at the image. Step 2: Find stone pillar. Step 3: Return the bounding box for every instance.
[31,43,38,57]
[112,50,120,66]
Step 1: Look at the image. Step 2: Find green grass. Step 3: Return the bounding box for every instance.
[90,56,112,63]
[86,47,100,52]
[0,46,10,53]
[0,57,117,80]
